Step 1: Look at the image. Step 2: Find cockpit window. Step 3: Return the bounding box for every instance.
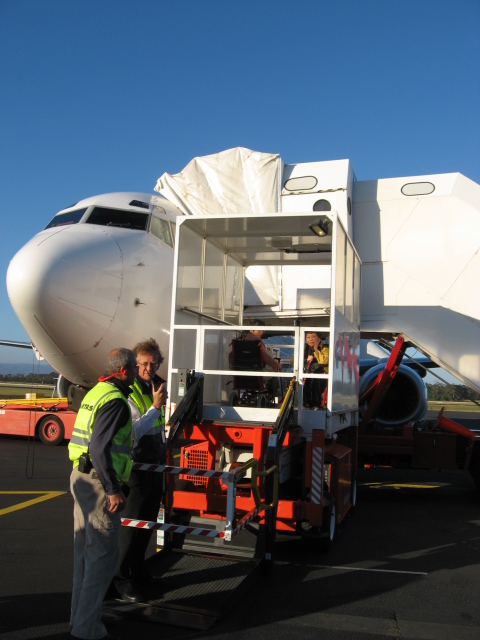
[44,208,88,229]
[150,214,173,247]
[86,207,149,230]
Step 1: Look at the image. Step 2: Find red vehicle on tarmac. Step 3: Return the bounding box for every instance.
[0,398,76,445]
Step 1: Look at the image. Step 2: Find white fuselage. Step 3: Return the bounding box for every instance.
[7,192,184,386]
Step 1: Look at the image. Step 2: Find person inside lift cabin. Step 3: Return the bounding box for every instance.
[111,338,168,603]
[229,320,283,371]
[303,331,329,409]
[244,320,283,372]
[229,319,283,397]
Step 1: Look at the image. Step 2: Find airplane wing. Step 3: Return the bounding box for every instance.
[0,339,44,360]
[0,339,32,349]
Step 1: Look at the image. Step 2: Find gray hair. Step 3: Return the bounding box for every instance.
[104,348,136,376]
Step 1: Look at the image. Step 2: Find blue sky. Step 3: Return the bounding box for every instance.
[1,0,479,379]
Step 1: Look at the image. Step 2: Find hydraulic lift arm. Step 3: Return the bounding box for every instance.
[359,337,406,431]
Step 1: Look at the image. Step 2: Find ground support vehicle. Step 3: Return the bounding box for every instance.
[357,336,480,489]
[0,398,75,445]
[162,209,361,552]
[103,208,362,628]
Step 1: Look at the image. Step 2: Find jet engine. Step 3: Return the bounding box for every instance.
[359,364,428,426]
[56,374,72,399]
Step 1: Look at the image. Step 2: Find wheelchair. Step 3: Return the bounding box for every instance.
[228,339,279,407]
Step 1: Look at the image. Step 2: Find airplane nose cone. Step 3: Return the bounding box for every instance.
[7,226,123,357]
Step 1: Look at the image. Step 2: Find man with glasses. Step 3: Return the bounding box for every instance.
[111,338,168,602]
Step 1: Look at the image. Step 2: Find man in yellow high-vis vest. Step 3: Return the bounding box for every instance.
[112,338,168,602]
[68,348,137,640]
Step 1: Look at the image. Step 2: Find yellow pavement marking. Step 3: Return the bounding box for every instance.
[0,491,66,515]
[361,482,440,490]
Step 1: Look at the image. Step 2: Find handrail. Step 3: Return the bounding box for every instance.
[224,456,278,540]
[231,457,278,511]
[179,306,234,325]
[256,465,279,510]
[272,376,296,434]
[131,455,278,543]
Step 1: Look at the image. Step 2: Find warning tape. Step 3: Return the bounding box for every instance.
[311,446,323,504]
[121,508,262,539]
[131,462,234,481]
[121,518,225,538]
[234,507,260,533]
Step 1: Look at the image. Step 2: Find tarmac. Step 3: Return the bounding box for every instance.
[1,416,479,640]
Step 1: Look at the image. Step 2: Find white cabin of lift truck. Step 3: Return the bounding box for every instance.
[165,158,361,440]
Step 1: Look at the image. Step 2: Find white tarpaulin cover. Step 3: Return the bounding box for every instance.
[155,147,330,312]
[154,147,281,216]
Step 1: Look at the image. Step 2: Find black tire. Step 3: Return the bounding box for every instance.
[175,479,196,492]
[38,415,65,446]
[229,392,239,406]
[320,501,336,551]
[351,478,357,510]
[468,444,480,493]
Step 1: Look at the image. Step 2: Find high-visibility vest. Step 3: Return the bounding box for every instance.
[68,381,132,483]
[129,378,166,463]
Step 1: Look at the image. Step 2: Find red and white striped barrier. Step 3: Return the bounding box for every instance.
[125,462,265,542]
[233,507,260,534]
[131,462,234,481]
[121,508,261,540]
[121,518,225,538]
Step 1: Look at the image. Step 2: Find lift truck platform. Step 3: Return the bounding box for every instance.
[103,547,261,631]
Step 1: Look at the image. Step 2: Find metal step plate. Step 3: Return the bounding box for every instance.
[103,549,260,630]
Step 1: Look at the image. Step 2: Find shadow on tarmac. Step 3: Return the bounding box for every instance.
[1,439,480,639]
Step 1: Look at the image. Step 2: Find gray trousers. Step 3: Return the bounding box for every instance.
[70,467,120,639]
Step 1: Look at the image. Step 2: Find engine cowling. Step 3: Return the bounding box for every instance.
[359,364,428,426]
[56,374,72,399]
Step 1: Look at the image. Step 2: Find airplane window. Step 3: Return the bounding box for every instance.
[170,221,176,247]
[313,199,331,212]
[401,182,435,196]
[150,215,173,247]
[129,199,149,209]
[44,208,88,229]
[86,207,149,230]
[284,176,318,191]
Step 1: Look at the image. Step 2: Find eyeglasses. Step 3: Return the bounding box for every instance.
[138,361,159,369]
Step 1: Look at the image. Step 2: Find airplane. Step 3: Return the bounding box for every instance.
[6,192,185,395]
[6,147,479,426]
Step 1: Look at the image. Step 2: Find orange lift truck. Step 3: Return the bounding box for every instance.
[103,209,361,629]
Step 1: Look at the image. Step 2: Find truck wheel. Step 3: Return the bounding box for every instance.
[320,502,336,550]
[38,415,65,445]
[468,445,480,493]
[351,478,357,509]
[175,479,196,491]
